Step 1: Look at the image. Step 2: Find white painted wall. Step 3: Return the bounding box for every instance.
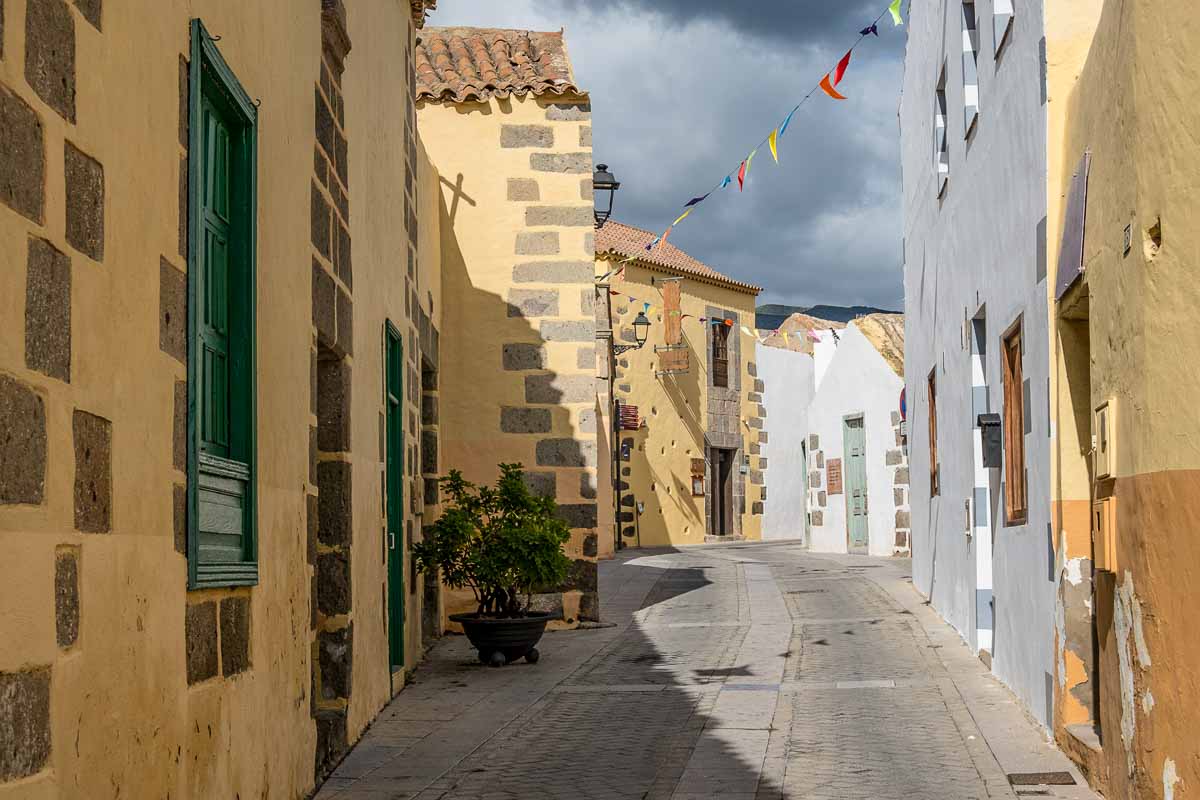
[806,324,905,557]
[758,347,814,541]
[901,0,1056,729]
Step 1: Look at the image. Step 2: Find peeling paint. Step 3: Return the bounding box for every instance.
[1114,571,1152,778]
[1142,689,1154,715]
[1064,556,1086,585]
[1164,758,1180,800]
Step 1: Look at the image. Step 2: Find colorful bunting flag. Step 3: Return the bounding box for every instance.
[782,331,790,346]
[833,50,852,86]
[640,2,900,240]
[741,325,754,337]
[643,302,651,313]
[819,73,847,100]
[779,105,799,137]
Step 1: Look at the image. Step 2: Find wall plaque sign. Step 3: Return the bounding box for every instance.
[827,458,843,495]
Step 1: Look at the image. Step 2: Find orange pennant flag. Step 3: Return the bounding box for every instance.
[819,73,847,100]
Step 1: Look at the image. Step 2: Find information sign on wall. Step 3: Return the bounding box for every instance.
[827,458,844,495]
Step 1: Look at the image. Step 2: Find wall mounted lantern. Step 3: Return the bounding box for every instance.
[593,163,620,228]
[613,311,651,356]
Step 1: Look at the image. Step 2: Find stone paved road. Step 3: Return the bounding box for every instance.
[316,542,1099,800]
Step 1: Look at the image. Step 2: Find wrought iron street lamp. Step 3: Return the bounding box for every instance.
[593,163,620,228]
[613,311,651,355]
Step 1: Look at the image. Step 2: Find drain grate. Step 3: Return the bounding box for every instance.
[1007,772,1076,786]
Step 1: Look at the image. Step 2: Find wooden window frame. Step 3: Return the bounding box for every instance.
[1002,320,1027,524]
[927,369,939,496]
[187,19,259,589]
[711,322,730,388]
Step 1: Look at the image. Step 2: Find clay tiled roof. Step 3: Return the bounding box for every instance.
[415,27,585,104]
[596,221,761,295]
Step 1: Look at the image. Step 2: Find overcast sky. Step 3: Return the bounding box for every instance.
[427,1,906,310]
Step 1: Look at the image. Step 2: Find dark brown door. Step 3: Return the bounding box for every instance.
[710,449,735,536]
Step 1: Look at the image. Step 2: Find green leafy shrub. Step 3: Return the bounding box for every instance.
[413,464,572,618]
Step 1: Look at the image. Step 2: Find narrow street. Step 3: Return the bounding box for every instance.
[317,542,1097,800]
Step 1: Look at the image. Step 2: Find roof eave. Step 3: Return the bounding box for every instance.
[597,250,762,296]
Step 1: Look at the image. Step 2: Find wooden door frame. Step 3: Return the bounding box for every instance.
[385,322,405,670]
[842,413,868,554]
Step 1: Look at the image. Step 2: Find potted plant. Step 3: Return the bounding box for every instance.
[413,464,572,667]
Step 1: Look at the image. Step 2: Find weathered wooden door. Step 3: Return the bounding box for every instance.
[385,324,405,669]
[843,416,869,552]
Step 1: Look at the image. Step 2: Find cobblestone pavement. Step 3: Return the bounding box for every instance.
[316,542,1100,800]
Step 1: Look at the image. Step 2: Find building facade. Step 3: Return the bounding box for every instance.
[414,27,603,624]
[0,0,462,795]
[595,222,763,548]
[757,314,909,554]
[901,0,1056,728]
[1049,0,1200,795]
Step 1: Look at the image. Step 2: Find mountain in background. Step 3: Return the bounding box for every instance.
[755,303,898,330]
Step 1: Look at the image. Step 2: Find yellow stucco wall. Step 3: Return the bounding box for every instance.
[417,92,602,623]
[1049,1,1200,796]
[602,260,762,547]
[0,2,434,796]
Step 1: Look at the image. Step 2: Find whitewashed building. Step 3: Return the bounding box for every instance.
[900,0,1056,729]
[758,315,910,555]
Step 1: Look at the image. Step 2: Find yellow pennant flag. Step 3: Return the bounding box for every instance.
[783,331,790,346]
[746,148,758,172]
[672,208,693,227]
[740,325,754,337]
[889,0,903,25]
[768,129,779,163]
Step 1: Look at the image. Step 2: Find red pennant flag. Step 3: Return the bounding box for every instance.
[737,160,747,191]
[661,227,673,246]
[833,50,852,86]
[819,73,847,100]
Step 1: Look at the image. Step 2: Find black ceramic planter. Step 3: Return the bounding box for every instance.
[450,612,552,667]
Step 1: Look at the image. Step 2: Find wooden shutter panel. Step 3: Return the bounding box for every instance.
[658,280,689,373]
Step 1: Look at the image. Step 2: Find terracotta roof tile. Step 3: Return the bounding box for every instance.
[415,27,585,104]
[596,221,761,295]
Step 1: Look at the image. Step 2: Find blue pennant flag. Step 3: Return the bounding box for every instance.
[779,105,799,137]
[719,175,733,189]
[860,23,879,36]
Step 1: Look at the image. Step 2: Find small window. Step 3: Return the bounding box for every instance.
[711,322,730,388]
[994,0,1014,56]
[961,1,980,134]
[928,369,939,496]
[934,65,949,195]
[187,20,259,588]
[1002,322,1027,523]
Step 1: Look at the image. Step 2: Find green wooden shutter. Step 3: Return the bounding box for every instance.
[188,19,259,589]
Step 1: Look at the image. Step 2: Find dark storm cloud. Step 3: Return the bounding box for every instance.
[428,1,906,310]
[562,0,888,43]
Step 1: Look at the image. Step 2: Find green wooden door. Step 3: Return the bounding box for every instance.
[385,325,405,668]
[844,416,869,552]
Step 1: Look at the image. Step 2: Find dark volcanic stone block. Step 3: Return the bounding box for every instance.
[24,237,71,382]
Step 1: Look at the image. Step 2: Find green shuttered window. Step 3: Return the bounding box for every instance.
[187,20,259,589]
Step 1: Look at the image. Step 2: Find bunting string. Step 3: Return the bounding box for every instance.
[642,1,904,248]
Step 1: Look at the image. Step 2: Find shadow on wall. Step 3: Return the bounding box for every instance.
[418,549,785,798]
[618,321,708,544]
[436,175,599,621]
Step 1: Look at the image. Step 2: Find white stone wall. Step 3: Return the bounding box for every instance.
[758,346,815,541]
[900,0,1056,729]
[805,325,907,557]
